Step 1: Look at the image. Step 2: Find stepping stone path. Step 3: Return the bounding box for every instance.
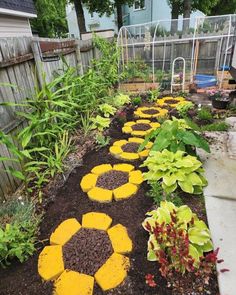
[197,124,236,295]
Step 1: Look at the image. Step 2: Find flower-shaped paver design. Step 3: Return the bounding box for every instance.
[122,120,160,137]
[80,164,143,202]
[134,106,168,119]
[156,96,186,108]
[38,212,132,295]
[109,137,153,161]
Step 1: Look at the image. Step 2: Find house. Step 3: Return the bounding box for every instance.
[66,0,204,39]
[0,0,37,37]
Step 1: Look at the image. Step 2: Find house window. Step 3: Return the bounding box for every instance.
[134,0,145,10]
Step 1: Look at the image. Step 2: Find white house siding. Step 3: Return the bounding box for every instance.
[0,14,32,37]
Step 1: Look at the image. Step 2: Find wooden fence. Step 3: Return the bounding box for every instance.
[0,37,99,201]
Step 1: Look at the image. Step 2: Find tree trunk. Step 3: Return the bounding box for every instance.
[183,0,191,34]
[171,3,179,35]
[74,0,86,37]
[116,3,123,30]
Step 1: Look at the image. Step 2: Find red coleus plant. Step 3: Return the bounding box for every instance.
[145,274,157,287]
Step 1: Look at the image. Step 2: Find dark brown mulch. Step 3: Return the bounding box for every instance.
[122,142,140,153]
[63,228,113,276]
[96,170,129,190]
[164,99,179,104]
[132,123,151,131]
[142,109,160,115]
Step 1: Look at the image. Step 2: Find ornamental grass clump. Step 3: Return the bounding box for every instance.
[142,149,208,194]
[142,201,215,277]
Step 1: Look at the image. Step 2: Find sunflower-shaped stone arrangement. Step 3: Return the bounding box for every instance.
[134,106,168,119]
[156,96,186,108]
[122,119,160,137]
[38,212,132,295]
[81,164,143,202]
[109,137,153,161]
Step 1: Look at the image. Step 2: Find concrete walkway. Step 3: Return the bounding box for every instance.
[197,122,236,295]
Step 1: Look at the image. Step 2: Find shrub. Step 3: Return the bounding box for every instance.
[142,201,214,277]
[176,101,194,117]
[131,96,142,106]
[142,149,208,194]
[0,200,41,267]
[197,107,213,121]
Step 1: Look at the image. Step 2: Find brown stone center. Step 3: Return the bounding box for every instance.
[96,170,129,190]
[142,109,159,115]
[131,123,151,131]
[122,142,140,153]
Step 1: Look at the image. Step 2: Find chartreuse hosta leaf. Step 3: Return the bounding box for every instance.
[142,149,207,195]
[143,201,214,267]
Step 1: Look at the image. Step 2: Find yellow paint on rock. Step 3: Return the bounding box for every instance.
[113,140,128,146]
[120,152,139,161]
[113,183,138,200]
[109,146,122,156]
[54,270,94,295]
[113,163,134,172]
[38,245,64,281]
[80,173,98,193]
[82,212,112,230]
[136,119,151,124]
[131,130,149,137]
[91,164,112,175]
[128,137,144,143]
[129,170,143,185]
[122,126,132,134]
[95,253,130,291]
[108,224,132,254]
[50,219,81,245]
[88,187,113,203]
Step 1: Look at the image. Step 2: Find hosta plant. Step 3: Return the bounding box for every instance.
[99,103,116,118]
[142,149,208,194]
[91,115,110,132]
[142,201,214,276]
[112,93,130,108]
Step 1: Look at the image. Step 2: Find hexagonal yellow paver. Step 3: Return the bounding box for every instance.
[129,170,143,185]
[95,253,130,291]
[108,224,132,254]
[91,164,112,175]
[109,145,123,156]
[80,174,98,193]
[82,212,112,230]
[113,183,138,201]
[38,245,64,281]
[113,163,134,172]
[54,270,94,295]
[119,152,139,161]
[128,137,143,143]
[50,219,81,245]
[88,187,113,203]
[113,139,128,146]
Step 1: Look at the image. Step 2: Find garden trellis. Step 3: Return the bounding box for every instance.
[117,14,236,90]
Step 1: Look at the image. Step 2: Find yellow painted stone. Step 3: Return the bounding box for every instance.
[120,152,139,161]
[113,140,128,147]
[113,183,138,200]
[122,126,132,134]
[129,170,143,185]
[136,119,150,124]
[88,187,113,203]
[113,163,134,172]
[95,253,130,291]
[146,142,153,149]
[108,224,132,254]
[80,173,98,193]
[128,137,143,144]
[109,146,122,155]
[139,149,149,159]
[125,121,135,126]
[151,122,161,129]
[82,212,112,230]
[131,130,149,137]
[91,164,112,175]
[38,245,64,281]
[54,270,94,295]
[50,219,81,245]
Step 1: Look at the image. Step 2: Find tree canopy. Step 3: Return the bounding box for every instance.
[31,0,68,37]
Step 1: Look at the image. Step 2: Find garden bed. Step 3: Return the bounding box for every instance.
[0,99,220,295]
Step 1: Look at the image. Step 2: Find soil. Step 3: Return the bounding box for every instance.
[163,99,179,104]
[63,228,113,276]
[142,109,160,115]
[0,100,219,295]
[96,170,129,190]
[132,123,151,131]
[122,142,140,153]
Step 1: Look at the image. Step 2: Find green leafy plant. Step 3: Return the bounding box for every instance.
[201,121,229,132]
[142,149,208,194]
[131,96,142,106]
[99,103,116,118]
[148,88,160,102]
[140,119,210,155]
[91,115,110,132]
[0,199,41,267]
[95,134,110,149]
[112,93,130,108]
[142,201,214,276]
[80,111,94,137]
[176,101,195,117]
[197,107,213,121]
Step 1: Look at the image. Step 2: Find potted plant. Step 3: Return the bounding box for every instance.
[208,90,230,109]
